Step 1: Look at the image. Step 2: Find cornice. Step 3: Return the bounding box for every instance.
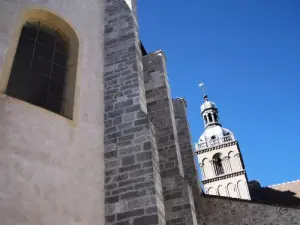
[202,170,246,184]
[196,141,238,155]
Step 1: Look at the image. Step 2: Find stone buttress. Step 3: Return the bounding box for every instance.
[172,98,202,196]
[104,1,166,224]
[143,51,197,225]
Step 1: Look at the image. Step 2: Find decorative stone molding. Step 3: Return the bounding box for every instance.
[196,141,238,155]
[202,170,246,184]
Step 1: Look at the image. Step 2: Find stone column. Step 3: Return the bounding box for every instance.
[209,160,215,177]
[104,1,165,224]
[143,51,197,225]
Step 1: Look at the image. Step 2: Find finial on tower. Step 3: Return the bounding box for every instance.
[199,82,208,100]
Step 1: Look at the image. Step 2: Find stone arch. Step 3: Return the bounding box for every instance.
[218,185,227,197]
[234,153,243,169]
[202,158,213,179]
[221,156,231,173]
[237,180,250,199]
[1,8,79,119]
[207,187,217,195]
[228,151,239,171]
[227,183,238,198]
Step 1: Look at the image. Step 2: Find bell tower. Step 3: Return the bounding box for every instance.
[195,84,251,200]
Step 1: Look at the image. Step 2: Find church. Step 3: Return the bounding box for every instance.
[0,0,299,224]
[195,88,300,206]
[195,90,251,200]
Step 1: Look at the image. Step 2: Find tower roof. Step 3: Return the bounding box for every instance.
[198,126,234,144]
[200,99,217,114]
[197,83,235,146]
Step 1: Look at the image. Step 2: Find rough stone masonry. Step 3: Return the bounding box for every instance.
[103,1,300,225]
[104,0,165,224]
[143,51,198,225]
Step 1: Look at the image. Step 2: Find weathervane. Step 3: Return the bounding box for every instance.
[199,82,208,100]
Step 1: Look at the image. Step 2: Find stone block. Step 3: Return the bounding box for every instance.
[137,151,152,162]
[122,155,135,166]
[104,1,165,225]
[117,209,145,221]
[133,215,159,225]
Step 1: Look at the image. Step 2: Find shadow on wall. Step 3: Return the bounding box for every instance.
[250,185,300,208]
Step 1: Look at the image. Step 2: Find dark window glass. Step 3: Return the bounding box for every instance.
[37,28,55,48]
[208,113,212,122]
[214,113,218,122]
[56,39,68,53]
[54,51,67,68]
[22,25,37,39]
[213,153,225,176]
[52,64,66,83]
[6,22,69,115]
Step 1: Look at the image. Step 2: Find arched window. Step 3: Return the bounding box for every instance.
[204,115,207,124]
[212,153,224,176]
[213,113,218,122]
[227,183,238,198]
[208,113,212,122]
[229,151,242,171]
[6,22,69,115]
[207,187,217,195]
[222,156,231,173]
[237,180,250,199]
[201,158,210,179]
[218,185,227,197]
[4,9,79,119]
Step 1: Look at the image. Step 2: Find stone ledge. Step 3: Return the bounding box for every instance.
[196,141,237,154]
[202,171,246,184]
[142,50,167,62]
[198,193,300,209]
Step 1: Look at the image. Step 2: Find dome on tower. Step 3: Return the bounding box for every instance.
[198,126,235,144]
[200,100,217,114]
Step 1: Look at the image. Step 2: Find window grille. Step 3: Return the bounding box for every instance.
[6,22,70,117]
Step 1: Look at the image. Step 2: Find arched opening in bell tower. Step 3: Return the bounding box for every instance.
[213,113,218,122]
[212,153,224,176]
[204,115,208,124]
[208,113,212,122]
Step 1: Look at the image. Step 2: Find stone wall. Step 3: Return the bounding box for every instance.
[270,180,300,198]
[104,1,165,224]
[249,180,300,207]
[0,1,106,224]
[173,98,202,196]
[171,97,300,225]
[195,194,300,225]
[143,51,197,225]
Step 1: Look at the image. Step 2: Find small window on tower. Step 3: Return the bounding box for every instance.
[214,113,218,122]
[204,115,208,124]
[208,113,212,122]
[213,153,224,176]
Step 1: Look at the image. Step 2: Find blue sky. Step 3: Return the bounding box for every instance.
[138,0,300,186]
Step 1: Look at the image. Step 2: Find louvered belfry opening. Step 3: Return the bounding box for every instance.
[6,22,69,116]
[213,153,225,176]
